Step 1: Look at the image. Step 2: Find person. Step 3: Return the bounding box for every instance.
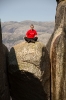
[24,24,38,43]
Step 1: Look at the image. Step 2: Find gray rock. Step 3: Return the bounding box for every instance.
[8,41,50,100]
[47,1,66,100]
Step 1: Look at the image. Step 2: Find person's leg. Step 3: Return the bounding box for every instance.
[24,37,28,42]
[30,37,38,43]
[24,37,31,43]
[33,37,38,41]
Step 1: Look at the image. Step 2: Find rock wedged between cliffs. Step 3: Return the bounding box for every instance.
[8,41,50,100]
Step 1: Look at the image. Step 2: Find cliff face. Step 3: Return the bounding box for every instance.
[0,21,10,100]
[8,41,50,100]
[47,0,66,100]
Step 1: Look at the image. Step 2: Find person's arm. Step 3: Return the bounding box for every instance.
[26,30,29,37]
[35,30,38,37]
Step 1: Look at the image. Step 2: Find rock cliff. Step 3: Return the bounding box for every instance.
[0,21,10,100]
[47,0,66,100]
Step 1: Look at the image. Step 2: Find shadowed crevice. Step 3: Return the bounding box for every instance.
[9,70,48,100]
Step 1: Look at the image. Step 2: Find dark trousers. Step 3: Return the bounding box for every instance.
[24,37,38,43]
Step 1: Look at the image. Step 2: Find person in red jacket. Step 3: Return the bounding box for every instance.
[24,24,38,43]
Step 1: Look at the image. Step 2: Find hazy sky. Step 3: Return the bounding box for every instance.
[0,0,57,22]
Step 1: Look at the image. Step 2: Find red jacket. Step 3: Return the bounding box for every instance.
[26,29,37,38]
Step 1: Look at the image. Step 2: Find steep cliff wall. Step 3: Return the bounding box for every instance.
[47,0,66,100]
[0,21,10,100]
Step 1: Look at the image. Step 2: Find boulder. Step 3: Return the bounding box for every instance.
[8,41,50,100]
